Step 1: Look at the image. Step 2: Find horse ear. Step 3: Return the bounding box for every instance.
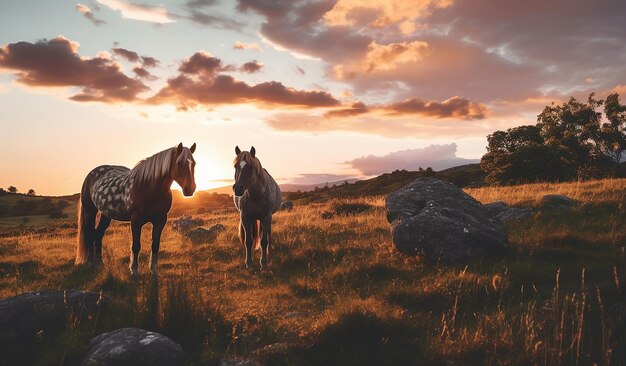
[250,146,256,158]
[235,146,241,155]
[176,143,183,155]
[190,143,196,154]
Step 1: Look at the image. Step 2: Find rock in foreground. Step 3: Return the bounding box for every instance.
[81,327,185,366]
[0,290,103,344]
[386,178,507,262]
[184,223,226,244]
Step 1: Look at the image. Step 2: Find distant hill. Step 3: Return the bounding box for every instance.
[286,164,486,202]
[206,179,361,195]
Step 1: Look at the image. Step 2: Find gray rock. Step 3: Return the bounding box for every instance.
[171,215,204,232]
[540,194,579,208]
[280,201,294,211]
[386,178,507,262]
[484,201,534,222]
[82,328,185,366]
[184,223,226,244]
[0,290,104,343]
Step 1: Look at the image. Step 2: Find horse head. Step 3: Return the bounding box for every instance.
[171,142,197,197]
[233,145,262,197]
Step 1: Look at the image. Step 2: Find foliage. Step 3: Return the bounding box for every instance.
[482,93,626,184]
[7,186,18,194]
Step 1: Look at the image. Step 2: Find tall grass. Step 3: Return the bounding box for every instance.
[0,181,624,365]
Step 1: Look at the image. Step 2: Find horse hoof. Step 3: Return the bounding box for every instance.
[150,266,158,276]
[245,261,254,269]
[130,268,139,277]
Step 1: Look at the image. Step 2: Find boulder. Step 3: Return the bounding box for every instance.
[171,215,204,232]
[484,201,534,222]
[539,194,578,208]
[81,328,185,366]
[184,223,226,244]
[386,178,507,262]
[0,290,104,344]
[280,201,294,211]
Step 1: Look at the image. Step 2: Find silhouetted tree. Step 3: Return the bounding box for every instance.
[7,186,17,194]
[27,189,35,196]
[482,93,624,184]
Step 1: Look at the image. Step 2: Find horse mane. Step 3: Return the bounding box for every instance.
[234,152,265,183]
[131,147,175,186]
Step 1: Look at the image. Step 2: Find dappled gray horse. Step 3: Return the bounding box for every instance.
[76,143,196,275]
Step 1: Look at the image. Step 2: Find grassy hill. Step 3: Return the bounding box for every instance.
[287,163,485,202]
[0,192,77,228]
[0,178,624,365]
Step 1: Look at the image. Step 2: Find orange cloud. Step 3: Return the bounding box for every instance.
[76,3,106,26]
[96,0,175,23]
[233,41,262,51]
[0,36,148,103]
[387,96,487,119]
[324,101,369,118]
[363,40,429,72]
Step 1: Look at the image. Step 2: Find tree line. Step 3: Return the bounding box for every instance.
[481,92,626,184]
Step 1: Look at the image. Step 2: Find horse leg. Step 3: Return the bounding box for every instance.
[94,215,111,265]
[150,215,166,275]
[241,216,254,269]
[260,215,271,269]
[130,219,144,276]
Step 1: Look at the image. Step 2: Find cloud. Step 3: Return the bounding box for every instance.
[111,47,139,62]
[295,66,306,75]
[132,66,157,80]
[0,36,148,103]
[96,0,175,24]
[177,0,244,28]
[148,51,340,109]
[346,144,479,175]
[236,0,626,105]
[112,47,160,69]
[386,96,487,119]
[233,41,262,51]
[324,101,368,118]
[241,60,263,73]
[76,3,106,26]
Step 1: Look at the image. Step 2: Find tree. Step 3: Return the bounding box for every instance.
[481,125,563,184]
[7,186,17,194]
[600,93,626,163]
[27,189,36,196]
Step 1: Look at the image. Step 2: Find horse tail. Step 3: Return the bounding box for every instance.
[75,180,95,265]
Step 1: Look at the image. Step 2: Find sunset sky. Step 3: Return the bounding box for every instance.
[1,0,625,195]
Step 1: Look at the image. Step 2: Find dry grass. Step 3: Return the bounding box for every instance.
[0,184,625,365]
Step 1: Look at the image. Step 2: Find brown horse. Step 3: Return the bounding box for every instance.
[233,146,281,268]
[75,143,196,275]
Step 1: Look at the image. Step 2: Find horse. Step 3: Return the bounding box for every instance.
[75,143,197,275]
[232,146,281,269]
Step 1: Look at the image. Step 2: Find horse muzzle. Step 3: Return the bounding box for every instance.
[183,184,196,197]
[233,184,245,197]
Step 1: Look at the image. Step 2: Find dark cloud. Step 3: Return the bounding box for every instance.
[241,60,263,73]
[295,66,306,75]
[132,66,157,80]
[185,0,218,8]
[149,51,340,109]
[76,3,106,26]
[324,101,368,118]
[386,96,487,120]
[111,47,139,62]
[140,56,159,68]
[112,47,160,68]
[0,37,148,103]
[178,51,234,74]
[346,144,479,175]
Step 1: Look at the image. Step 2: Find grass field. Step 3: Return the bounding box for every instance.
[0,179,625,365]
